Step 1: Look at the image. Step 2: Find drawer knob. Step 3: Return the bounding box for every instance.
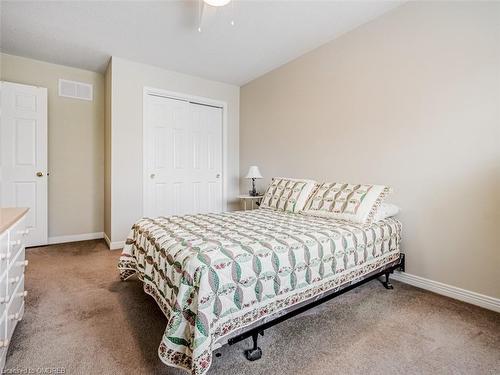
[8,313,20,321]
[18,229,30,237]
[16,260,29,268]
[9,276,20,284]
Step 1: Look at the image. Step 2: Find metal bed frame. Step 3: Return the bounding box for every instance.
[224,253,406,361]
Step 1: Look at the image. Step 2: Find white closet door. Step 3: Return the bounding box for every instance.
[1,81,48,246]
[144,94,223,218]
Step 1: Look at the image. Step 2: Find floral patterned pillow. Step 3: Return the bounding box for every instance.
[260,177,317,213]
[303,182,392,225]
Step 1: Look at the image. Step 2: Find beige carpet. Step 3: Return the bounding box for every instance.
[5,240,500,374]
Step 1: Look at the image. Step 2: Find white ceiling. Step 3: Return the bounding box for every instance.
[1,1,401,86]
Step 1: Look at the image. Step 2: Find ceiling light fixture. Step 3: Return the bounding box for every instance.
[198,0,235,32]
[203,0,232,6]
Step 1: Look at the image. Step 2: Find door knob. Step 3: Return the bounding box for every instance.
[216,174,221,179]
[150,174,156,179]
[36,172,44,177]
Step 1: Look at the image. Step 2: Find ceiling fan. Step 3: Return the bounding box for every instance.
[204,0,232,6]
[198,0,235,32]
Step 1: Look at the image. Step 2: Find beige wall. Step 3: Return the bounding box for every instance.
[106,57,239,245]
[240,2,500,298]
[1,54,104,238]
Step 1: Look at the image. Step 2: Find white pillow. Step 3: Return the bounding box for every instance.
[303,182,392,225]
[374,203,400,221]
[260,177,317,213]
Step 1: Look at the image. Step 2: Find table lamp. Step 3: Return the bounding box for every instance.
[245,166,263,196]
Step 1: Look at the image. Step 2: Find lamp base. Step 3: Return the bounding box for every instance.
[249,178,259,196]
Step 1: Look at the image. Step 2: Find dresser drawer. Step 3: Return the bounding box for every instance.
[8,217,27,263]
[6,276,25,342]
[7,249,26,299]
[0,273,7,314]
[0,311,7,358]
[0,233,8,271]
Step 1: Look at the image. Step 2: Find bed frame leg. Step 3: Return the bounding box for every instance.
[244,331,263,361]
[381,272,394,290]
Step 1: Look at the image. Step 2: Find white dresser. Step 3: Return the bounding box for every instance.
[0,208,29,370]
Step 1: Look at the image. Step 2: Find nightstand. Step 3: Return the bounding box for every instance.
[238,195,264,210]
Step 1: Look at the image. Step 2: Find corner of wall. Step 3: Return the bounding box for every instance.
[0,53,4,81]
[104,57,113,244]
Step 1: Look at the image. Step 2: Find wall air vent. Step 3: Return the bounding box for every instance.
[58,79,93,101]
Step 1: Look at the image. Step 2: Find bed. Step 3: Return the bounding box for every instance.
[118,207,403,375]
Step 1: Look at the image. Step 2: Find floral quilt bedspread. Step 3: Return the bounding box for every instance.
[118,209,401,374]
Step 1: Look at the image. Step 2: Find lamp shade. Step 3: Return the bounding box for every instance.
[245,166,263,179]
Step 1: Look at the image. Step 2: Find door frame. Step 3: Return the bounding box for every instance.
[142,87,228,216]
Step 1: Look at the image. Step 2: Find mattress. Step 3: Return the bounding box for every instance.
[118,209,402,375]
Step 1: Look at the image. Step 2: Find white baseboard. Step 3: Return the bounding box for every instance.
[103,232,124,250]
[392,271,500,313]
[48,232,103,245]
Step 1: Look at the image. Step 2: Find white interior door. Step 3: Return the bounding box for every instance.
[0,81,48,246]
[144,94,223,218]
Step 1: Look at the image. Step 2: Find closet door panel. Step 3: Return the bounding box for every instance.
[144,94,223,218]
